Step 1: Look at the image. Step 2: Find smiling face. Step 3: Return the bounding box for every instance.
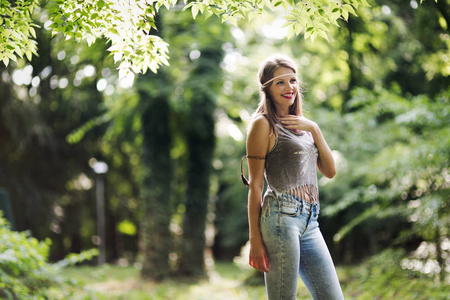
[268,66,298,116]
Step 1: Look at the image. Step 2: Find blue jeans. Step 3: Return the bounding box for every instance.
[260,194,344,300]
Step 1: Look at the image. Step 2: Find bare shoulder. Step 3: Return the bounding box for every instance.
[247,115,272,155]
[248,115,271,135]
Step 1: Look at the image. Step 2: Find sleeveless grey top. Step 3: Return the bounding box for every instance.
[264,123,319,204]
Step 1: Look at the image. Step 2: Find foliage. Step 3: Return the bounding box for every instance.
[0,29,106,254]
[185,0,370,40]
[0,8,142,264]
[324,88,450,236]
[318,88,450,279]
[0,0,448,286]
[0,0,39,66]
[0,215,98,299]
[48,0,170,77]
[1,0,372,75]
[341,249,449,299]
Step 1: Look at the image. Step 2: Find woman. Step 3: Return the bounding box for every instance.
[243,55,344,299]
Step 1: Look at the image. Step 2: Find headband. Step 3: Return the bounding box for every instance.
[261,72,297,87]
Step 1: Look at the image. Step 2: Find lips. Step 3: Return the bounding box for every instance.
[282,92,294,99]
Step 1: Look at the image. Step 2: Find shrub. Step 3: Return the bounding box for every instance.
[0,215,97,299]
[346,248,449,299]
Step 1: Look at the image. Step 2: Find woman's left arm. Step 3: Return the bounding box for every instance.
[310,123,336,179]
[280,115,336,178]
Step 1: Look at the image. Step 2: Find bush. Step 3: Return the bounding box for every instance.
[0,215,97,299]
[341,248,449,300]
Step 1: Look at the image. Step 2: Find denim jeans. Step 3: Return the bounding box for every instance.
[260,194,344,300]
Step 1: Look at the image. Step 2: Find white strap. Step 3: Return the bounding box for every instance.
[262,72,297,87]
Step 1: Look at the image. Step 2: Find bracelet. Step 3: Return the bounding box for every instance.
[240,155,266,187]
[246,155,266,160]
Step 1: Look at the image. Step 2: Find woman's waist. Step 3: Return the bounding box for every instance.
[265,184,319,204]
[262,191,320,220]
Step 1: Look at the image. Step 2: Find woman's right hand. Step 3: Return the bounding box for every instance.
[249,238,270,272]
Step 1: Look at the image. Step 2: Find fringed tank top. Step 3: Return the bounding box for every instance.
[264,123,319,204]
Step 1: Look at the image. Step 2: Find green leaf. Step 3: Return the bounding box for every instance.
[343,4,357,16]
[229,16,238,27]
[286,24,295,39]
[29,27,36,39]
[51,29,60,37]
[25,50,32,61]
[342,9,349,21]
[11,31,23,41]
[221,14,231,23]
[317,29,329,41]
[293,23,303,35]
[204,9,213,19]
[2,56,9,67]
[192,4,199,19]
[108,27,119,35]
[14,45,23,58]
[6,51,17,61]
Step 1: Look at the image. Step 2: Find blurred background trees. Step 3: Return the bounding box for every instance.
[1,0,448,290]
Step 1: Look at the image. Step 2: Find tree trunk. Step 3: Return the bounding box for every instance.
[178,49,222,277]
[178,107,215,277]
[138,71,174,280]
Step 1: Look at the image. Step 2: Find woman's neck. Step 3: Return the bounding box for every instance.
[276,108,290,117]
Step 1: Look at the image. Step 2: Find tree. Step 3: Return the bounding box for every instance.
[138,70,175,280]
[2,0,370,74]
[134,6,230,279]
[0,22,109,260]
[178,48,225,277]
[0,3,146,263]
[130,7,176,279]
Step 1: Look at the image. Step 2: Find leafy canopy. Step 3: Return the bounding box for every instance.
[1,0,372,75]
[0,0,39,67]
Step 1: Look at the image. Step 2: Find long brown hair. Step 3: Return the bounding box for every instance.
[253,54,303,135]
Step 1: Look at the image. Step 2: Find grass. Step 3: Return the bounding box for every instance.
[49,262,268,300]
[47,259,449,300]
